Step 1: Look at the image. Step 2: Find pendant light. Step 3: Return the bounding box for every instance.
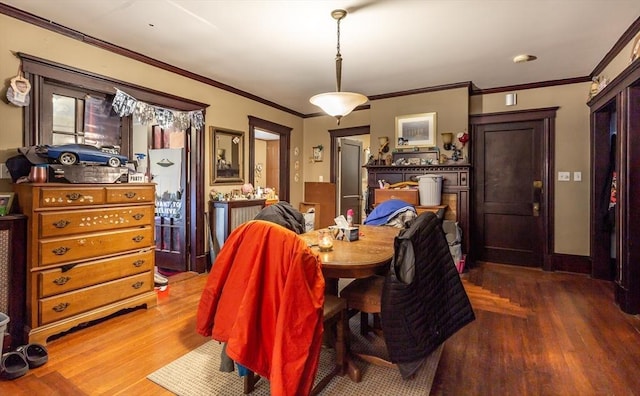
[310,9,368,124]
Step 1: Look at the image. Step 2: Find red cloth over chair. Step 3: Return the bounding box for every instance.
[196,220,326,396]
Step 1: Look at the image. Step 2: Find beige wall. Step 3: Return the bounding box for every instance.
[471,83,592,255]
[4,12,639,259]
[0,14,305,207]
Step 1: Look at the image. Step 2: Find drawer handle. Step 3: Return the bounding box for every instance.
[52,246,71,256]
[53,219,71,228]
[124,191,137,198]
[53,302,69,312]
[53,276,71,286]
[132,281,144,289]
[132,235,144,243]
[132,213,145,220]
[133,259,145,267]
[66,192,82,201]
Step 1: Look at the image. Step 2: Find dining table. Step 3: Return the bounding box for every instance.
[300,224,401,383]
[301,224,400,279]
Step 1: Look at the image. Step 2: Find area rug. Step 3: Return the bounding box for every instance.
[148,318,443,395]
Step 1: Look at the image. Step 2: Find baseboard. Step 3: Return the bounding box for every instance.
[550,253,591,274]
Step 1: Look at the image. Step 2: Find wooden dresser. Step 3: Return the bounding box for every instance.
[13,183,158,345]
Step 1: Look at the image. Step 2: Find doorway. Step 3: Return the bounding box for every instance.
[248,116,291,202]
[338,138,363,223]
[470,108,556,269]
[329,126,370,222]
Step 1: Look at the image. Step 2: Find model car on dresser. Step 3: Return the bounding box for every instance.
[44,144,129,167]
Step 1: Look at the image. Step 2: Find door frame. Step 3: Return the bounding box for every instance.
[470,108,557,271]
[329,125,370,181]
[248,116,291,202]
[329,126,370,221]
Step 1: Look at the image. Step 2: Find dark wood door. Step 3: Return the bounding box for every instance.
[473,119,545,267]
[151,125,188,271]
[339,138,362,224]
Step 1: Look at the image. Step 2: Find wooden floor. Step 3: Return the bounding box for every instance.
[2,263,640,395]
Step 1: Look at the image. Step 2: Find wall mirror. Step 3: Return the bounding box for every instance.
[211,126,244,184]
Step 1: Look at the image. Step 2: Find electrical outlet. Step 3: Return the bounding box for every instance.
[573,171,582,182]
[558,171,570,181]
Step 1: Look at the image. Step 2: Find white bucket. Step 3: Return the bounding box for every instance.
[417,174,443,206]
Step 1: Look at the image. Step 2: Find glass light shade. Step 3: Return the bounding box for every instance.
[309,92,368,117]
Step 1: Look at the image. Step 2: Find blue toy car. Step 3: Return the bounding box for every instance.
[44,144,129,167]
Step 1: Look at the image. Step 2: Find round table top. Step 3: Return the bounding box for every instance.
[301,225,400,279]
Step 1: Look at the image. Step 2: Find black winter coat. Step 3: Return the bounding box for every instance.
[381,212,475,379]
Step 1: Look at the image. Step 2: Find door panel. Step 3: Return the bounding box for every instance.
[474,120,544,267]
[339,139,362,224]
[151,125,188,271]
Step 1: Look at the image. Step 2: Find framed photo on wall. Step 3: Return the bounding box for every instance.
[313,146,323,162]
[395,112,437,148]
[0,192,15,216]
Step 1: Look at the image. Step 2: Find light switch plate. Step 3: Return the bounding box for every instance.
[558,171,570,181]
[0,163,9,179]
[573,171,582,182]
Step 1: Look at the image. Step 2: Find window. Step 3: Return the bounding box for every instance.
[43,83,124,150]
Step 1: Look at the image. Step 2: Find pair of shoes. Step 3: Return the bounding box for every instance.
[1,352,28,380]
[0,343,49,380]
[15,344,48,368]
[154,272,169,287]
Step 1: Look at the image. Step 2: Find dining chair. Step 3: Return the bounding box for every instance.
[243,293,347,395]
[340,212,475,379]
[196,220,347,395]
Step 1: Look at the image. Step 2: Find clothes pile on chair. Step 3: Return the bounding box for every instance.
[363,199,417,228]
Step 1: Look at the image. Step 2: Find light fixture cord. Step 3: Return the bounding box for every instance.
[335,16,342,93]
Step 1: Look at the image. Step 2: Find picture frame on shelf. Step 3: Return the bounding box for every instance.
[395,112,437,148]
[313,146,323,162]
[0,192,15,216]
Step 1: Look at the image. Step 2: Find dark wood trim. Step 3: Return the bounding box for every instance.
[1,4,303,118]
[588,58,640,109]
[19,53,207,111]
[471,77,591,96]
[247,116,292,203]
[1,215,27,351]
[368,81,473,101]
[190,124,206,273]
[550,253,591,274]
[591,16,640,77]
[328,125,370,182]
[470,107,558,271]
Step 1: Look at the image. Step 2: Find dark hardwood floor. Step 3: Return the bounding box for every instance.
[2,263,640,395]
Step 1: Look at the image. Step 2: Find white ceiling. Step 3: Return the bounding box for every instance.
[4,0,640,115]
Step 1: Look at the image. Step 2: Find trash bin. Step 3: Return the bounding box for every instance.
[0,312,9,351]
[416,174,443,206]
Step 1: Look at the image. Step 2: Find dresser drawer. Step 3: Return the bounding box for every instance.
[39,205,154,238]
[106,186,155,204]
[39,226,154,266]
[39,187,106,207]
[39,272,152,325]
[39,249,154,297]
[374,189,419,205]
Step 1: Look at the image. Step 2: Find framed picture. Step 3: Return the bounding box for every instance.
[0,192,15,216]
[313,146,323,162]
[395,112,437,148]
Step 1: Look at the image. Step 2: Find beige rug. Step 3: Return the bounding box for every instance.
[148,318,443,395]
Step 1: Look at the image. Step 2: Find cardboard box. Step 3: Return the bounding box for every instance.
[48,165,128,183]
